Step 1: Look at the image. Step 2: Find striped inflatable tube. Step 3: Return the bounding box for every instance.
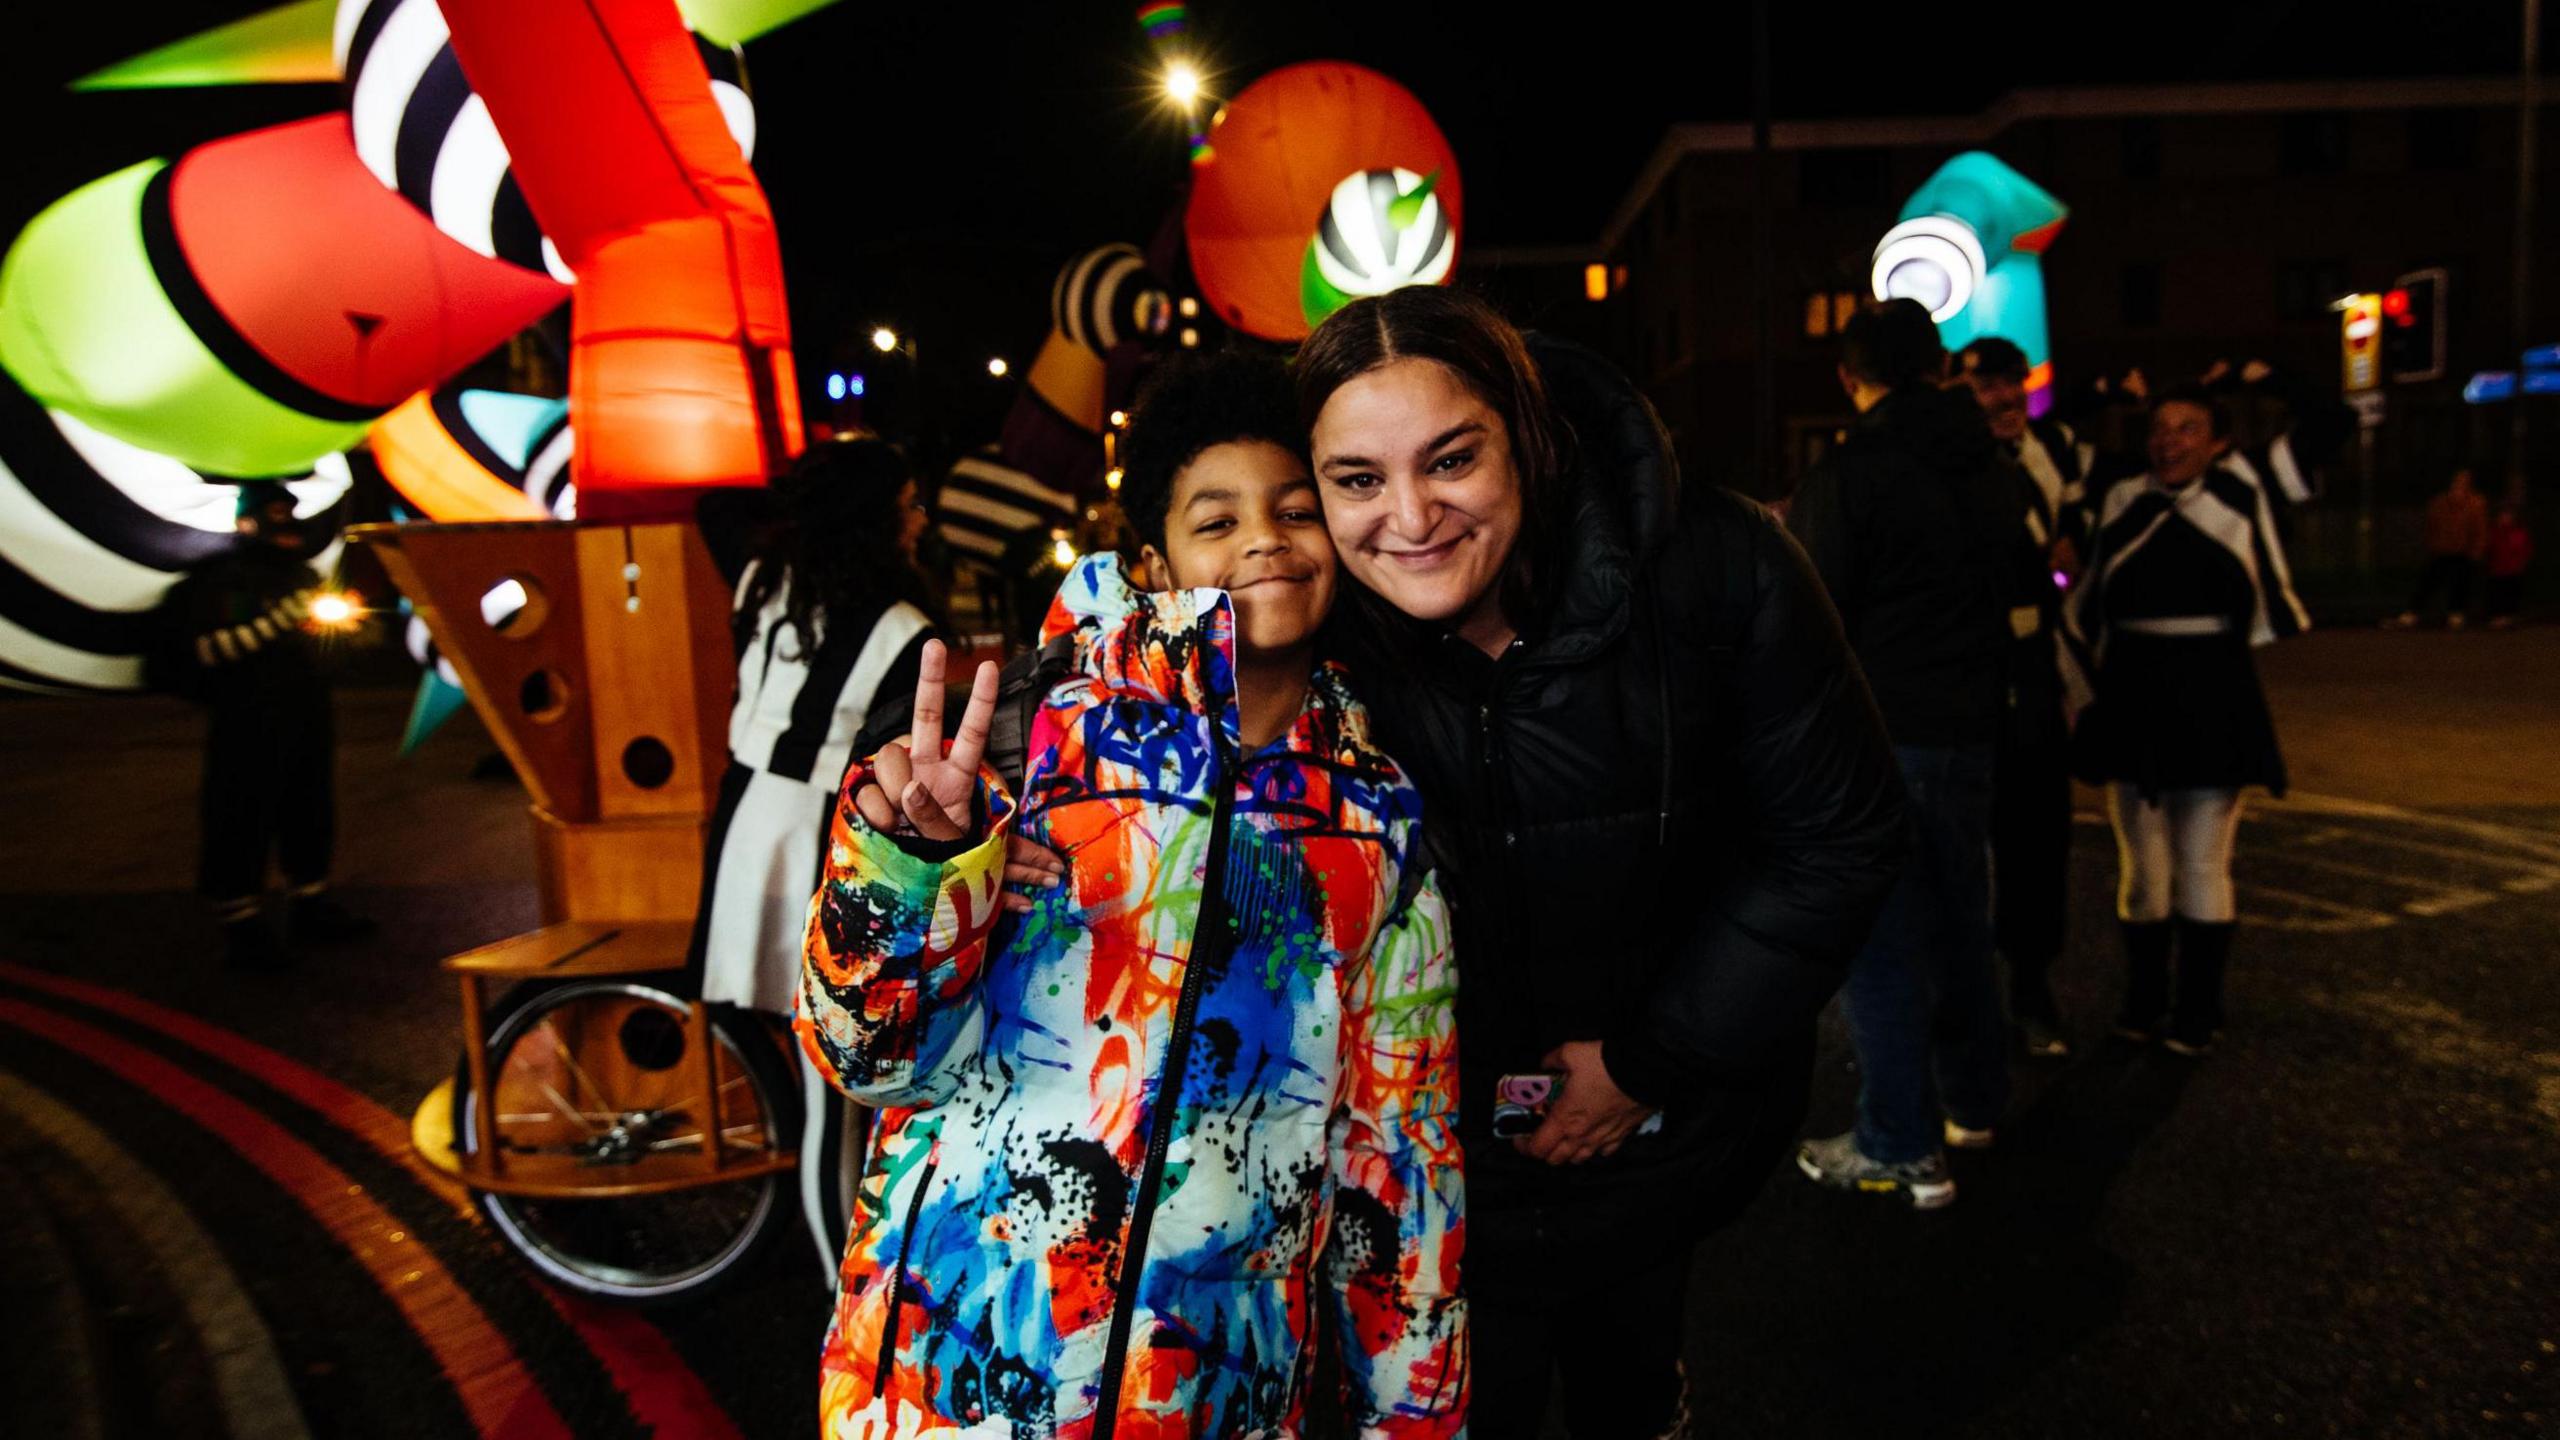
[0,374,350,694]
[336,0,756,281]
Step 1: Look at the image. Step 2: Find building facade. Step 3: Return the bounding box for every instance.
[1464,76,2558,561]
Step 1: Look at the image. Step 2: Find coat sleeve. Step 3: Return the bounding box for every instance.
[795,754,1016,1109]
[1600,504,1908,1105]
[1326,872,1466,1438]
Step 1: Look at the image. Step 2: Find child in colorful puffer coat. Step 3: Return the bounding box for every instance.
[798,352,1466,1439]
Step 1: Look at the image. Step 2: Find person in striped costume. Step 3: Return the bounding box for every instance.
[148,489,372,971]
[2067,384,2311,1057]
[689,436,940,1277]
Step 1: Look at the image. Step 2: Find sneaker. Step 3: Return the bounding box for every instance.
[290,891,377,945]
[2162,1019,2219,1057]
[2447,613,2468,631]
[1796,1132,1956,1209]
[2016,1014,2074,1060]
[1943,1118,1997,1150]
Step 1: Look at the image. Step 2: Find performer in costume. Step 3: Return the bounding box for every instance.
[689,437,937,1275]
[148,489,373,970]
[2067,384,2310,1057]
[1954,336,2091,1058]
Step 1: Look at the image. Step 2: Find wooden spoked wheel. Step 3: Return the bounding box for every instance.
[454,980,798,1304]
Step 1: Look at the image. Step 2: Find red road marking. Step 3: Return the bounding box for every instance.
[0,964,748,1440]
[0,997,573,1440]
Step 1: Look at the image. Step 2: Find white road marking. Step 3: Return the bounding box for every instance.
[0,1070,313,1440]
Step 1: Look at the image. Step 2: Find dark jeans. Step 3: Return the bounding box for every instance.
[1467,1184,1691,1439]
[198,678,335,904]
[2407,554,2477,618]
[1992,704,2072,1015]
[1844,743,2009,1162]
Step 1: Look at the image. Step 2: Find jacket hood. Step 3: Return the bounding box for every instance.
[1036,550,1392,766]
[1523,333,1681,658]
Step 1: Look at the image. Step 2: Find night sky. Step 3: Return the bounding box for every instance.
[3,0,2545,440]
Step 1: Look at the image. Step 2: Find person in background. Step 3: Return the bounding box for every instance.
[2388,469,2491,630]
[2484,500,2533,628]
[1954,336,2084,1059]
[688,436,938,1275]
[2068,385,2307,1057]
[1784,298,2019,1209]
[149,488,373,972]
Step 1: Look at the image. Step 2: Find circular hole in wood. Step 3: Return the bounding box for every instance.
[618,1006,687,1072]
[518,668,571,724]
[621,736,676,790]
[482,574,549,637]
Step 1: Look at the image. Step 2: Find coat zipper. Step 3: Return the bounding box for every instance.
[1089,745,1237,1438]
[870,1144,943,1398]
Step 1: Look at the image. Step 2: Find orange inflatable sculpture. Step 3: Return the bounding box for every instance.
[1184,61,1463,343]
[439,0,800,521]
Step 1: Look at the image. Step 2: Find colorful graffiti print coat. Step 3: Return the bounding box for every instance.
[797,554,1466,1439]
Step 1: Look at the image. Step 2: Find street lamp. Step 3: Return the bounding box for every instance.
[1162,61,1201,110]
[871,326,900,353]
[987,356,1009,378]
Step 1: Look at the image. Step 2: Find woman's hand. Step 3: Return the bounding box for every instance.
[851,640,999,843]
[1516,1041,1654,1166]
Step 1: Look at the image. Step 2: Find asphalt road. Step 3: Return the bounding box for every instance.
[3,624,2555,1438]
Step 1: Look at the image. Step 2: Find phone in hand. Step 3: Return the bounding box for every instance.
[1491,1071,1562,1138]
[1490,1069,1667,1140]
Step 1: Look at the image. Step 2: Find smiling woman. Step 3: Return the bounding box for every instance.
[1297,285,1909,1437]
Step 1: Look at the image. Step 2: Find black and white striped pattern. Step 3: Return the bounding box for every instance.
[335,0,755,284]
[2066,462,2308,670]
[1311,166,1456,299]
[697,575,931,1013]
[937,444,1076,566]
[0,375,349,694]
[1049,242,1170,356]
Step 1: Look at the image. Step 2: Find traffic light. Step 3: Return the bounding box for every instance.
[2384,268,2447,383]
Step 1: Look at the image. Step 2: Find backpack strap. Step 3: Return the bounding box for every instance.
[983,633,1079,797]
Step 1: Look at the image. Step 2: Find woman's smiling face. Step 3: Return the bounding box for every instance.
[1309,357,1523,637]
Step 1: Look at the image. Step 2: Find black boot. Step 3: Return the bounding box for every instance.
[2167,918,2235,1056]
[2112,921,2173,1042]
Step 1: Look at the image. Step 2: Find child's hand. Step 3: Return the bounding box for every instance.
[853,640,999,843]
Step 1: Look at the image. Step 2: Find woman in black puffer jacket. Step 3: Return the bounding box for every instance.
[1298,288,1905,1438]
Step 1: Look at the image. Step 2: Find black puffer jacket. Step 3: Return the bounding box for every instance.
[1337,338,1905,1228]
[1786,384,2017,746]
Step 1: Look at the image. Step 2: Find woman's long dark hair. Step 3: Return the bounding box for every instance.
[742,437,937,659]
[1294,286,1578,636]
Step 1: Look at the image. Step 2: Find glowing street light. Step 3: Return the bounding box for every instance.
[987,356,1009,378]
[870,326,900,353]
[1163,61,1202,109]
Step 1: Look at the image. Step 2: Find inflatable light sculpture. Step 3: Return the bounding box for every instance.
[940,243,1171,571]
[1183,61,1462,342]
[436,0,800,521]
[0,0,828,690]
[1871,151,2069,416]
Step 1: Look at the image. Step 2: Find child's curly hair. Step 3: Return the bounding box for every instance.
[1119,349,1306,552]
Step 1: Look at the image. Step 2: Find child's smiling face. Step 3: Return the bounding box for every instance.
[1141,439,1338,661]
